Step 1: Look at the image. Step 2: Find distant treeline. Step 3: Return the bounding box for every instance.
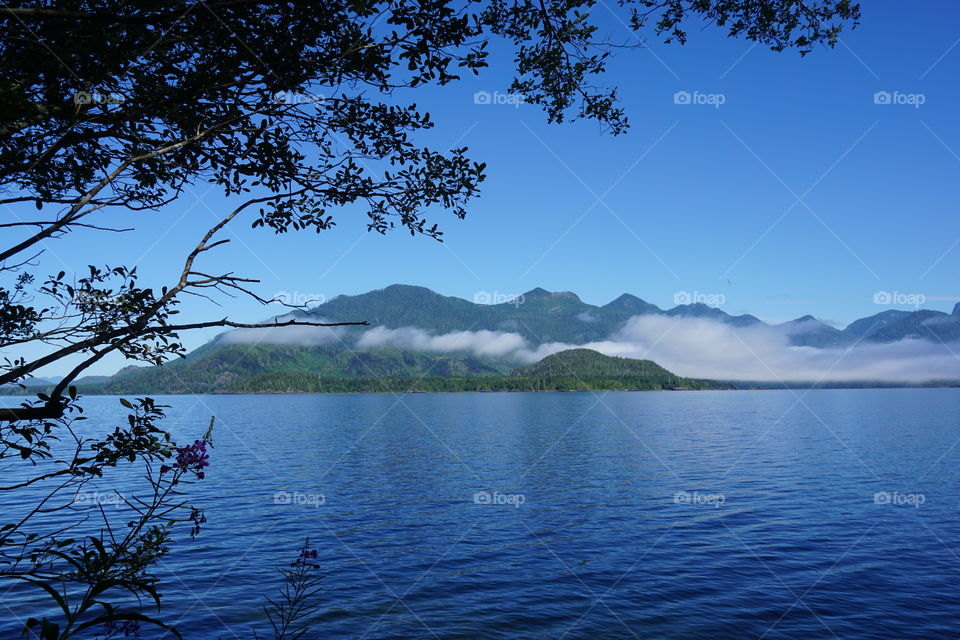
[0,373,729,396]
[4,345,956,396]
[729,380,960,390]
[219,371,732,393]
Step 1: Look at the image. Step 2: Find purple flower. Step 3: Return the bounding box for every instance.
[292,538,320,569]
[160,439,210,480]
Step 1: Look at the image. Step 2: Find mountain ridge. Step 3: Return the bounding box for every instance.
[14,284,959,393]
[294,284,960,346]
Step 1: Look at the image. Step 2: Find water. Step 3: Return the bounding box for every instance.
[2,389,959,639]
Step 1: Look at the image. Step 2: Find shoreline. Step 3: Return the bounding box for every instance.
[3,383,959,398]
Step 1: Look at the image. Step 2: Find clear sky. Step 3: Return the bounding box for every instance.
[12,0,960,376]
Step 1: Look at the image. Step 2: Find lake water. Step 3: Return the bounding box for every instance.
[2,389,959,639]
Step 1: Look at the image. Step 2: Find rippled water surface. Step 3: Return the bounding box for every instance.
[3,389,960,639]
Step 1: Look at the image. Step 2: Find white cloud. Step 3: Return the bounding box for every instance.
[568,315,960,382]
[354,315,960,383]
[356,326,528,358]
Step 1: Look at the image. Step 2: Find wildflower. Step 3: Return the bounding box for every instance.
[292,538,320,569]
[160,439,210,479]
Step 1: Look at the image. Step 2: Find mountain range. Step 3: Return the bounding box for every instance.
[48,284,960,393]
[289,284,960,347]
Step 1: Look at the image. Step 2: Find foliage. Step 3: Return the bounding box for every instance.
[65,343,509,394]
[1,401,211,639]
[512,347,674,378]
[174,349,733,393]
[253,539,324,640]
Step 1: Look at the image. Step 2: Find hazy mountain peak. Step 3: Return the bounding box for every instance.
[953,302,960,316]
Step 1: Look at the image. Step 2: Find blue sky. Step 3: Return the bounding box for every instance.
[13,0,960,376]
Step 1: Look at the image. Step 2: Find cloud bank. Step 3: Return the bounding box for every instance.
[356,315,960,383]
[569,315,960,383]
[356,326,536,359]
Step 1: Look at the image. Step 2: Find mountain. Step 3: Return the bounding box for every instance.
[292,284,613,344]
[298,284,958,346]
[509,349,729,389]
[665,303,763,328]
[513,348,676,379]
[31,284,959,394]
[844,310,914,340]
[85,343,510,395]
[864,310,960,343]
[87,349,731,394]
[292,284,810,344]
[0,376,62,388]
[508,349,732,390]
[601,293,660,317]
[777,315,852,348]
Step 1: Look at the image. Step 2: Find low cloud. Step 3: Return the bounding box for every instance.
[353,315,960,383]
[568,315,960,382]
[356,326,528,359]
